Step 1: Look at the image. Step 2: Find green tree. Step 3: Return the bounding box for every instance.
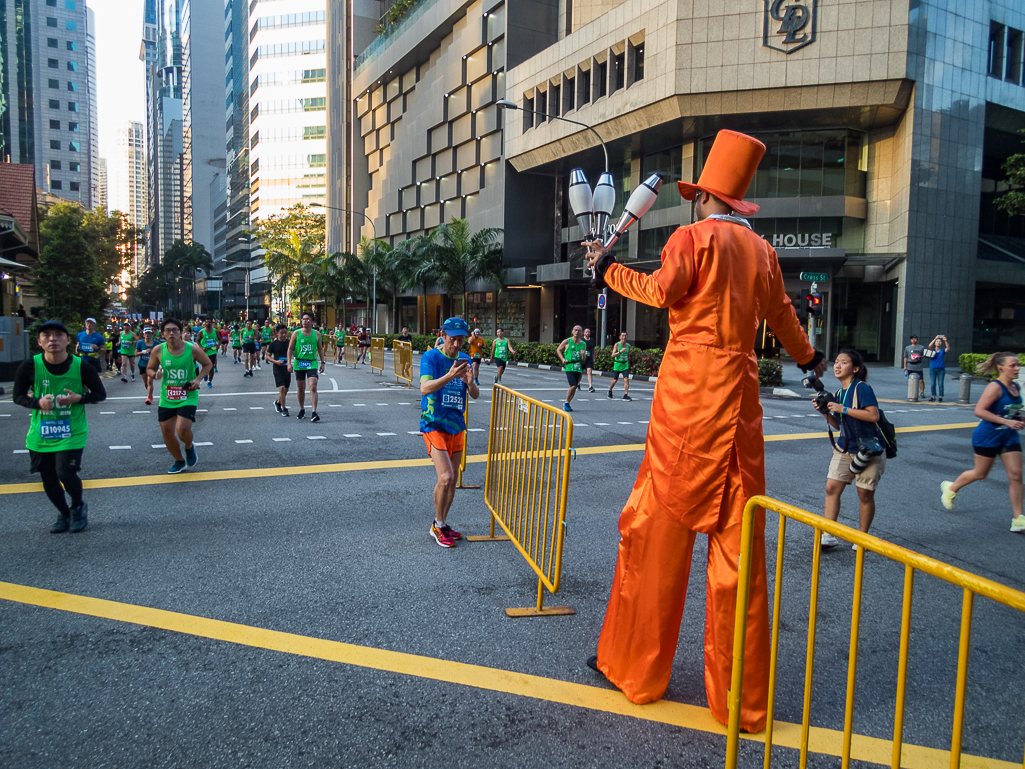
[433,217,505,315]
[82,208,139,299]
[261,231,320,315]
[395,232,442,334]
[996,129,1025,217]
[364,238,410,332]
[34,203,97,325]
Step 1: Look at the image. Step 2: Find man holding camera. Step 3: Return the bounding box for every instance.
[813,348,884,548]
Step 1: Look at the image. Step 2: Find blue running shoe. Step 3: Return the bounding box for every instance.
[185,445,198,467]
[206,381,212,388]
[563,403,573,412]
[168,460,186,474]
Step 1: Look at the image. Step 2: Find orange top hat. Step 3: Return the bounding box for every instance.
[677,130,766,216]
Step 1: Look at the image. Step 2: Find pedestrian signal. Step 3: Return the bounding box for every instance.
[809,291,823,318]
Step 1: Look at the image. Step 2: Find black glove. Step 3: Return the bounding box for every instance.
[798,350,824,374]
[589,252,618,289]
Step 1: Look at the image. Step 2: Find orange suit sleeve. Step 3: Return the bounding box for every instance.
[604,229,695,309]
[762,251,816,367]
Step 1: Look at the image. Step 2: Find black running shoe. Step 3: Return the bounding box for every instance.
[623,394,632,401]
[297,408,305,420]
[274,400,282,412]
[311,411,320,423]
[280,408,290,417]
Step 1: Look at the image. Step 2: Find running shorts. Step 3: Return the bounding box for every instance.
[158,405,198,423]
[423,429,466,456]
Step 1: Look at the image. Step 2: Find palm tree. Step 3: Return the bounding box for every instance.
[396,232,442,334]
[365,239,410,333]
[263,231,319,317]
[433,217,505,316]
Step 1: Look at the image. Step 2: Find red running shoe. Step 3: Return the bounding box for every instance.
[439,523,462,540]
[430,522,457,548]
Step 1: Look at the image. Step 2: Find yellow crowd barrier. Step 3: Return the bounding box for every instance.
[370,337,385,375]
[469,384,574,617]
[725,495,1025,769]
[393,340,413,387]
[343,335,358,367]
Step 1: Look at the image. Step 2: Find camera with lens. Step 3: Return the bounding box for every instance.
[803,371,834,412]
[849,437,885,475]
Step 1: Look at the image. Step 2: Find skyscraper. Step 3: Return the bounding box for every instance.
[113,120,147,277]
[94,154,105,209]
[0,0,96,207]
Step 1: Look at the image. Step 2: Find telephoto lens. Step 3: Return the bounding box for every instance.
[849,449,874,475]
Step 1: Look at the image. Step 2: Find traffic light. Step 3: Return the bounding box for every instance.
[795,293,808,322]
[809,291,823,318]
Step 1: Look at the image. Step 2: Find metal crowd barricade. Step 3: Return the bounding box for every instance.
[468,384,575,617]
[369,337,385,375]
[392,340,413,387]
[343,335,358,367]
[724,495,1025,769]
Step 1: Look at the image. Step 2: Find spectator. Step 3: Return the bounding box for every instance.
[903,334,926,399]
[398,326,413,344]
[927,334,949,402]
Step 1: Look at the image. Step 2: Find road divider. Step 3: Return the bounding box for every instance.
[370,337,385,375]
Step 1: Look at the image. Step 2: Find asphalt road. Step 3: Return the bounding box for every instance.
[1,357,1022,768]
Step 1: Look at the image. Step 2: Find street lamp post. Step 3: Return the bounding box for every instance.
[310,202,379,333]
[236,236,252,322]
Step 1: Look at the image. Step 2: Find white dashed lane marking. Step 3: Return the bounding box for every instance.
[250,407,264,410]
[617,421,632,425]
[353,404,366,407]
[195,442,213,447]
[133,410,150,414]
[307,436,327,440]
[273,438,291,442]
[343,433,361,438]
[377,432,396,436]
[408,431,422,435]
[467,428,484,432]
[398,402,411,405]
[151,444,163,449]
[594,422,610,426]
[197,409,209,412]
[101,411,115,415]
[13,449,29,454]
[224,408,237,411]
[109,445,132,450]
[235,439,252,444]
[329,404,341,408]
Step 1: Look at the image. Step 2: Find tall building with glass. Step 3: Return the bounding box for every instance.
[113,120,147,277]
[0,0,96,208]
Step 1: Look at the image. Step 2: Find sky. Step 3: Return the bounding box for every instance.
[91,0,146,209]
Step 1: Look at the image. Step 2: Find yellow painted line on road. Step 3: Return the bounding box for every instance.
[0,581,1009,769]
[0,423,976,496]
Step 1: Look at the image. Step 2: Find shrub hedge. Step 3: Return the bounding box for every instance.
[959,352,1025,377]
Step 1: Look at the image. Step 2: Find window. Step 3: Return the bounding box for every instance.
[69,161,80,171]
[65,0,76,8]
[70,181,80,191]
[46,0,56,5]
[550,83,561,117]
[580,69,590,105]
[67,41,77,51]
[301,126,324,140]
[50,160,62,170]
[50,139,62,150]
[596,60,608,98]
[642,147,683,211]
[47,37,58,48]
[47,17,57,27]
[49,78,60,88]
[49,119,61,129]
[565,76,575,111]
[66,20,77,31]
[68,122,79,132]
[522,95,534,131]
[49,98,61,109]
[1007,27,1024,85]
[302,68,326,83]
[51,180,62,190]
[536,90,547,122]
[301,97,326,111]
[67,102,79,111]
[990,21,1006,78]
[612,52,625,93]
[307,153,326,167]
[632,42,644,83]
[67,61,78,72]
[68,141,80,152]
[48,58,59,68]
[67,82,79,92]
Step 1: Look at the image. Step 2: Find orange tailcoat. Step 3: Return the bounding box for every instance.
[596,217,815,733]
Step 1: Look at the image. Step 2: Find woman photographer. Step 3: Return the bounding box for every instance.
[940,352,1023,532]
[813,349,884,549]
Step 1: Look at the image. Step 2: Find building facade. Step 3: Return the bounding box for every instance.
[347,0,1025,357]
[113,120,147,277]
[1,0,96,208]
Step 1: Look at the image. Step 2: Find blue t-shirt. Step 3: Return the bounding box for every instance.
[834,381,880,453]
[77,331,105,358]
[930,348,946,368]
[419,347,472,434]
[136,338,156,365]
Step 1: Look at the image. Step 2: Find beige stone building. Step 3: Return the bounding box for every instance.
[342,0,1025,358]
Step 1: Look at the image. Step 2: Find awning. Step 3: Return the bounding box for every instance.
[0,255,31,271]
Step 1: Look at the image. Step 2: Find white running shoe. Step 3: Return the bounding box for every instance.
[1011,515,1025,533]
[820,533,840,549]
[940,480,957,511]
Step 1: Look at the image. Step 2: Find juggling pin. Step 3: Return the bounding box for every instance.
[568,169,594,239]
[602,173,663,250]
[592,172,616,240]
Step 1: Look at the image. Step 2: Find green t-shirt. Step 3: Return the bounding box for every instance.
[493,338,509,360]
[293,329,319,370]
[563,339,586,373]
[613,342,631,372]
[159,342,199,408]
[26,355,88,452]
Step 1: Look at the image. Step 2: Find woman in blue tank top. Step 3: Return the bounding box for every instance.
[940,352,1024,533]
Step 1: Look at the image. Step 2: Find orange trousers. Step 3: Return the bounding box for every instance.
[596,459,770,733]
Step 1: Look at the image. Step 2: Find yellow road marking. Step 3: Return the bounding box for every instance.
[0,581,1009,769]
[0,423,976,496]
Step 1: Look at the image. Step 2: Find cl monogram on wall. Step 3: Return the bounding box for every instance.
[763,0,818,54]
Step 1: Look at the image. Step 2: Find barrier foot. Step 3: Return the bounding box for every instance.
[456,483,481,490]
[505,606,575,617]
[465,534,511,541]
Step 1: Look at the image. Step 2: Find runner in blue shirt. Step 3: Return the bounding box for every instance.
[75,317,106,376]
[419,317,479,547]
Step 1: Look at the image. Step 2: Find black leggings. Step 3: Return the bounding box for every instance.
[32,451,84,514]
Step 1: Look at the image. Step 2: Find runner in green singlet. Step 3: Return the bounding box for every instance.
[199,318,220,388]
[146,317,213,474]
[261,322,272,365]
[231,324,243,364]
[287,311,325,422]
[241,320,257,376]
[608,331,633,401]
[557,325,587,412]
[119,321,139,382]
[491,327,516,384]
[13,320,106,533]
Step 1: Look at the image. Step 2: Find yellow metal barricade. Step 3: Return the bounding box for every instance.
[725,495,1025,769]
[469,384,575,617]
[369,337,385,374]
[393,340,413,387]
[343,335,357,367]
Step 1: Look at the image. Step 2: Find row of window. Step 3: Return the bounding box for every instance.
[48,120,79,131]
[250,40,325,68]
[47,38,78,51]
[49,140,81,151]
[47,59,77,71]
[252,98,325,118]
[250,69,325,95]
[47,99,80,112]
[249,125,327,146]
[46,0,78,8]
[46,17,77,31]
[989,21,1025,86]
[49,160,81,171]
[522,39,644,130]
[49,181,82,191]
[250,12,326,41]
[47,79,79,91]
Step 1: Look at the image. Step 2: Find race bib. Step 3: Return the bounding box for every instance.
[165,385,188,401]
[203,340,216,349]
[80,343,94,353]
[441,384,465,412]
[40,418,71,440]
[294,359,313,370]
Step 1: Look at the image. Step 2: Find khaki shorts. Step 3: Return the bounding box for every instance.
[828,449,885,491]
